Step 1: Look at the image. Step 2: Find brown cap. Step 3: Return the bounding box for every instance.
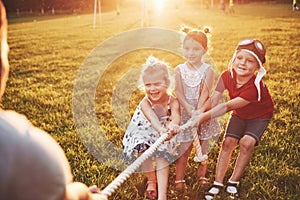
[236,38,266,64]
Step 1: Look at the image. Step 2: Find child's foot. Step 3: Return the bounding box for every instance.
[145,180,157,200]
[199,177,209,186]
[204,182,224,200]
[225,181,240,199]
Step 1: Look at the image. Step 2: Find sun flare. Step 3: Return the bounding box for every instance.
[155,0,164,11]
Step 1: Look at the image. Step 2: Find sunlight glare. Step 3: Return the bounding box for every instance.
[155,0,164,12]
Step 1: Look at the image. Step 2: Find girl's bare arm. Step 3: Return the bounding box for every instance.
[140,98,165,133]
[174,67,194,115]
[197,68,214,112]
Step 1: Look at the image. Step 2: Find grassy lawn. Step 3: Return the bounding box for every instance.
[2,1,299,199]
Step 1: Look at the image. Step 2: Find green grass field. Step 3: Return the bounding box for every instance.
[2,1,300,199]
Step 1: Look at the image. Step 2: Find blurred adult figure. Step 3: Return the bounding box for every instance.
[0,0,9,101]
[0,1,107,199]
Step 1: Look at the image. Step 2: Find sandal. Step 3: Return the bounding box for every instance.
[175,179,186,192]
[145,180,157,200]
[225,181,240,199]
[204,182,224,200]
[199,177,209,186]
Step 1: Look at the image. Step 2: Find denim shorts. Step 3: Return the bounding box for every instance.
[225,114,271,145]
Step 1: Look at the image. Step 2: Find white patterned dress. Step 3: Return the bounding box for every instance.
[122,96,178,164]
[176,63,221,142]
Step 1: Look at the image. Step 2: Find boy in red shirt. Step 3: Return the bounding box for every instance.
[192,39,274,199]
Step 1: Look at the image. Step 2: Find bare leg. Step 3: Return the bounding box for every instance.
[205,137,238,199]
[175,141,192,190]
[197,140,209,184]
[156,158,169,200]
[229,135,256,182]
[140,154,156,192]
[215,137,238,184]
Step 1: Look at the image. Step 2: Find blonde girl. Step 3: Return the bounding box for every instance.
[122,56,180,200]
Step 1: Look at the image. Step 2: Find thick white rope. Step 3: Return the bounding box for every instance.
[192,129,208,164]
[190,110,208,163]
[99,120,193,197]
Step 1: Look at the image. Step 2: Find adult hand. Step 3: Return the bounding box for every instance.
[0,0,9,101]
[65,183,108,200]
[89,185,108,200]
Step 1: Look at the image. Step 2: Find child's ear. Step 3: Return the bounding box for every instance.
[65,182,92,200]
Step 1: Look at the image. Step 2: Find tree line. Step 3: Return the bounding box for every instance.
[3,0,291,17]
[3,0,118,14]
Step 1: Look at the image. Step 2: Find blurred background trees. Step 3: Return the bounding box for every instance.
[2,0,291,16]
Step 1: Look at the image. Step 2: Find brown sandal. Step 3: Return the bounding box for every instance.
[175,179,186,192]
[145,180,157,200]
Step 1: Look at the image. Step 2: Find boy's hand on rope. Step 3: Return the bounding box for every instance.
[190,110,203,127]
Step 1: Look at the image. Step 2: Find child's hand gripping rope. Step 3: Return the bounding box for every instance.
[98,120,194,198]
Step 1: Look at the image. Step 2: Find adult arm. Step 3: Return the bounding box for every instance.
[0,0,9,100]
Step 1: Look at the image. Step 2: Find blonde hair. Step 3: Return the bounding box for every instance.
[141,56,171,87]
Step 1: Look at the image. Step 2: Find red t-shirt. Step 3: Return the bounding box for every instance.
[215,70,274,119]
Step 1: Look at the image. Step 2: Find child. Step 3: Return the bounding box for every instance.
[191,38,274,199]
[122,56,181,200]
[174,26,221,190]
[0,0,9,101]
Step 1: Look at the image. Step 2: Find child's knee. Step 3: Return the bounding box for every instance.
[239,136,256,153]
[221,137,238,151]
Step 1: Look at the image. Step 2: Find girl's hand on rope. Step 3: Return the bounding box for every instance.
[167,123,180,135]
[159,127,172,141]
[186,105,195,117]
[165,123,180,140]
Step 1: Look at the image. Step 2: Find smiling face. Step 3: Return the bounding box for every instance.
[233,50,260,78]
[183,38,206,67]
[142,65,170,103]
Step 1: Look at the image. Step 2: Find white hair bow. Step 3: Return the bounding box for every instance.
[146,55,158,67]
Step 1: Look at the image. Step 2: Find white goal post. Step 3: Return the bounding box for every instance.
[93,0,102,28]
